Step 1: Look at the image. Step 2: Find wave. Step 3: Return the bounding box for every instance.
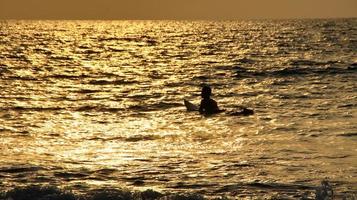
[234,65,357,78]
[97,37,120,42]
[338,132,357,137]
[0,166,44,174]
[74,106,123,113]
[0,103,178,113]
[88,79,138,85]
[216,182,314,193]
[349,63,357,70]
[87,134,161,142]
[47,74,90,79]
[0,185,197,200]
[76,89,103,94]
[0,66,11,75]
[3,106,124,113]
[107,47,126,52]
[235,57,256,64]
[127,102,182,112]
[3,106,63,112]
[124,134,160,142]
[1,181,353,200]
[54,171,89,179]
[49,55,74,61]
[289,59,342,67]
[119,35,157,45]
[3,76,39,81]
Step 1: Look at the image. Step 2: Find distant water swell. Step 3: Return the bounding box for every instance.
[234,66,357,79]
[0,102,182,113]
[233,60,357,78]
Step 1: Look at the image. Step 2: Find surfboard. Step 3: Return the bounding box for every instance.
[184,99,198,111]
[184,99,254,116]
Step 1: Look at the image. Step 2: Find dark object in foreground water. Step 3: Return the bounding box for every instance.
[315,180,334,200]
[184,100,254,116]
[228,108,254,116]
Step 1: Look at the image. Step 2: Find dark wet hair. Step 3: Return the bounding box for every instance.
[201,85,212,98]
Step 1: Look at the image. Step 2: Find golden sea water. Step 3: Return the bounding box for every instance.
[0,19,356,198]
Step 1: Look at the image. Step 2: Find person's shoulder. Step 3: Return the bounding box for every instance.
[209,98,217,104]
[201,98,210,103]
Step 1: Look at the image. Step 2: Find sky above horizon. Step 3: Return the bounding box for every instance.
[0,0,356,20]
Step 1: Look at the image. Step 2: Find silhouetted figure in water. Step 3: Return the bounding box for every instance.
[199,85,224,115]
[198,85,254,116]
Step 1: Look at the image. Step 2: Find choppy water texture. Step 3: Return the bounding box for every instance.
[0,19,356,198]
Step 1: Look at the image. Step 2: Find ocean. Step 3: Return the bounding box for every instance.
[0,19,356,199]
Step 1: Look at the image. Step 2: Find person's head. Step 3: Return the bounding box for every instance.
[201,85,212,99]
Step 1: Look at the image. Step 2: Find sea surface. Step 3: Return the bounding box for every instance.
[0,19,356,199]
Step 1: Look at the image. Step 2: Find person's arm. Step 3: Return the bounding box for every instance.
[212,99,224,113]
[199,100,204,114]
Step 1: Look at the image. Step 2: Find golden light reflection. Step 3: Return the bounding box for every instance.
[0,20,356,198]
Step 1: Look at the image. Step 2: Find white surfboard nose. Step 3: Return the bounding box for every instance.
[184,99,198,111]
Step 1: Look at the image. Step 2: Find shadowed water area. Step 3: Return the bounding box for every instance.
[0,19,356,199]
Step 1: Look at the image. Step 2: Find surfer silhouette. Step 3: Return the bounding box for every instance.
[199,85,224,115]
[197,85,254,116]
[184,85,254,116]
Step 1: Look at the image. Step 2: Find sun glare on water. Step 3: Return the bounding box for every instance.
[0,20,356,198]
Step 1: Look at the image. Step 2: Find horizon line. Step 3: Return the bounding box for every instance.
[1,16,356,21]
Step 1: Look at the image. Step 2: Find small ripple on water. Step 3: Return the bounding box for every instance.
[0,166,45,174]
[337,132,357,137]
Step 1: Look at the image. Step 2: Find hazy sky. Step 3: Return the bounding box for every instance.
[1,0,356,20]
